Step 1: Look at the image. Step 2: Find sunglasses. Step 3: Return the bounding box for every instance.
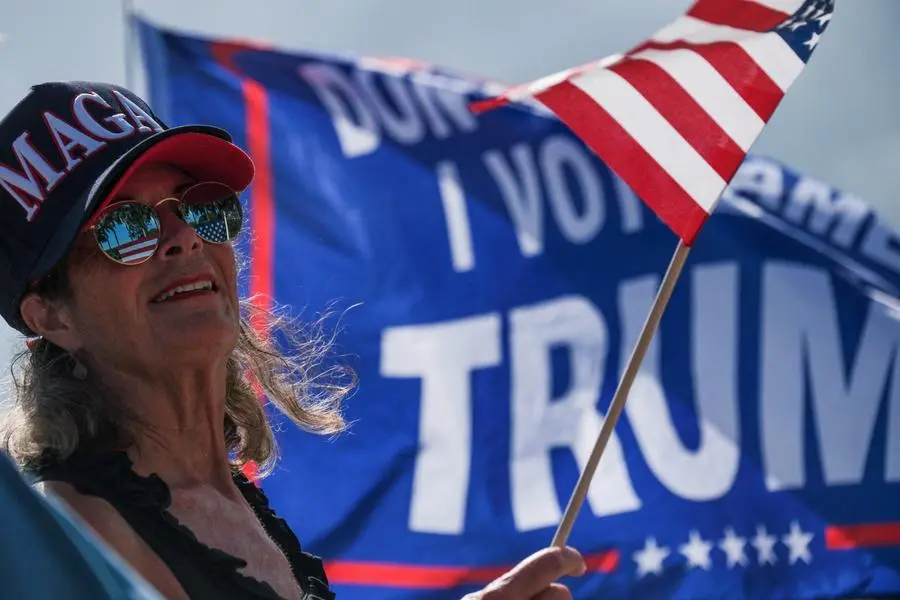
[84,182,244,266]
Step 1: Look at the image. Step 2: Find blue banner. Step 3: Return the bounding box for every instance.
[138,18,900,599]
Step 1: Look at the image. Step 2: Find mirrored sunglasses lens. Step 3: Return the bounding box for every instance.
[180,183,243,244]
[95,203,161,264]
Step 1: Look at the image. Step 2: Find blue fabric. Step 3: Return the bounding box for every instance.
[0,453,162,599]
[139,17,900,599]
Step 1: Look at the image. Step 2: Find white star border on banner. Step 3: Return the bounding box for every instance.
[631,522,816,578]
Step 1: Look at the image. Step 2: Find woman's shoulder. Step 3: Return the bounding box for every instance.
[27,449,164,550]
[38,479,190,600]
[39,480,141,553]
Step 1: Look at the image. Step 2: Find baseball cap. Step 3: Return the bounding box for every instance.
[0,81,255,334]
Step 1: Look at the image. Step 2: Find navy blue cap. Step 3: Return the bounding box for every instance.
[0,81,255,334]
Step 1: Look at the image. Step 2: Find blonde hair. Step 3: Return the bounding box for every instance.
[0,257,355,477]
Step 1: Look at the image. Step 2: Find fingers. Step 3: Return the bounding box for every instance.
[533,583,573,600]
[504,546,586,595]
[475,546,586,599]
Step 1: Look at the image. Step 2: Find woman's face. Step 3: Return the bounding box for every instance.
[40,163,241,374]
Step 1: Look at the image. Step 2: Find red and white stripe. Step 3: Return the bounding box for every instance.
[116,236,158,264]
[470,0,813,244]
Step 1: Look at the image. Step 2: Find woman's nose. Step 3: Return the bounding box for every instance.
[156,206,203,259]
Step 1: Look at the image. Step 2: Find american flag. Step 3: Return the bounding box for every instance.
[470,0,836,244]
[195,218,230,243]
[115,235,159,264]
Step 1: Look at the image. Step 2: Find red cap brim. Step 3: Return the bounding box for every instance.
[89,131,255,223]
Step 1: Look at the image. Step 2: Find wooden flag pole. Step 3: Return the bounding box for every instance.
[551,239,692,548]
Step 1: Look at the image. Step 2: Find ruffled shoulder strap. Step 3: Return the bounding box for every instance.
[29,450,170,510]
[234,473,336,600]
[31,451,299,599]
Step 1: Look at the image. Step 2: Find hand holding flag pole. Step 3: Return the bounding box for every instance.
[470,0,836,548]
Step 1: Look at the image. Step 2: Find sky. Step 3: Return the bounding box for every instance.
[0,0,898,359]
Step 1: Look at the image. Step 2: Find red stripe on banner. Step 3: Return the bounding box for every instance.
[635,40,784,121]
[535,81,708,245]
[687,0,790,32]
[208,41,275,322]
[469,94,512,114]
[244,80,275,325]
[826,523,900,550]
[324,550,619,588]
[608,58,745,182]
[209,42,275,484]
[241,77,274,484]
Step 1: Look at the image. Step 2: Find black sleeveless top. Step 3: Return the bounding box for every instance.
[27,451,335,600]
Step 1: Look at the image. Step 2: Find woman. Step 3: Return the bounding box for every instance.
[0,81,585,599]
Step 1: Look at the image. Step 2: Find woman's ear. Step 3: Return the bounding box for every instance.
[19,293,81,352]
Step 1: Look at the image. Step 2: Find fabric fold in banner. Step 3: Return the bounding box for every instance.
[138,16,900,600]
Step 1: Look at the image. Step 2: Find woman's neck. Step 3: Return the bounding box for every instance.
[128,420,235,494]
[99,361,239,496]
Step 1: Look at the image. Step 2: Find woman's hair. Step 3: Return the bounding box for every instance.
[0,253,356,477]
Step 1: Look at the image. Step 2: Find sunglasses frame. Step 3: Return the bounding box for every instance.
[85,181,243,266]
